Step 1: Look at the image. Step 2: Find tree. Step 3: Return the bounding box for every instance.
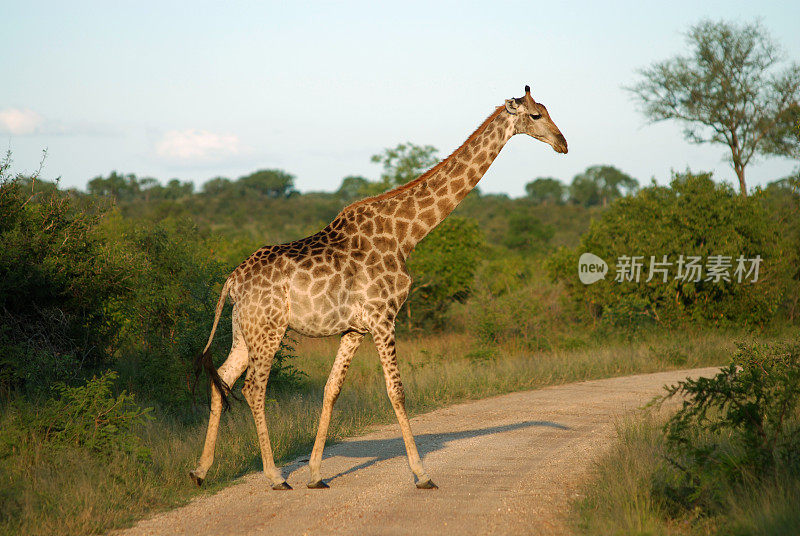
[162,178,194,199]
[569,174,601,207]
[335,175,370,202]
[525,177,565,204]
[202,176,233,196]
[594,166,638,206]
[237,169,297,198]
[502,210,554,252]
[569,165,638,207]
[87,171,140,201]
[137,177,160,203]
[370,142,438,193]
[628,20,800,196]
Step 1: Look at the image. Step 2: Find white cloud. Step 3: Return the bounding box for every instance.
[155,129,243,161]
[0,108,44,135]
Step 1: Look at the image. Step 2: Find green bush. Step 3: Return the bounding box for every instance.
[573,408,800,536]
[101,216,234,407]
[551,171,783,328]
[404,217,485,330]
[470,282,567,350]
[502,209,554,253]
[98,214,307,405]
[1,154,309,409]
[657,340,800,513]
[759,175,800,323]
[0,156,124,395]
[1,371,152,460]
[459,256,582,349]
[264,334,306,392]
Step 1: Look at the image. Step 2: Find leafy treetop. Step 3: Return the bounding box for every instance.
[628,19,800,196]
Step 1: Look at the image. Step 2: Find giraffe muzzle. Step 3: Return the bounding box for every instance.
[554,134,568,154]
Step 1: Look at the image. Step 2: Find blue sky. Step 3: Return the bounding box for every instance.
[1,1,798,196]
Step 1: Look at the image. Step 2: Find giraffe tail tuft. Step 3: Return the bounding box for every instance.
[192,277,237,411]
[197,346,235,411]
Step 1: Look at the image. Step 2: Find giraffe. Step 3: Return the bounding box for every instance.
[190,85,567,491]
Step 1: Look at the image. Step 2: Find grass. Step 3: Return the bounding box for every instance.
[0,328,755,535]
[571,413,693,536]
[572,401,800,535]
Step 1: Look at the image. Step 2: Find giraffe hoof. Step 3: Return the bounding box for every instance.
[272,481,293,491]
[416,479,438,489]
[189,471,204,487]
[307,480,330,489]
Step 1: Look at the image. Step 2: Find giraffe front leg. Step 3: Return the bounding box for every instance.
[190,342,248,486]
[307,331,364,488]
[373,326,437,489]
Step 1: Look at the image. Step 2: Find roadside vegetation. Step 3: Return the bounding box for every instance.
[1,17,798,536]
[571,19,800,536]
[573,341,800,536]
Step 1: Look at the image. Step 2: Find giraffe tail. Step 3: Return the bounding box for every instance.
[194,277,236,411]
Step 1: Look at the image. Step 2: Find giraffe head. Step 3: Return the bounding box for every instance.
[505,85,568,154]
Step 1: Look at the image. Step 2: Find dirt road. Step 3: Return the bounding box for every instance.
[117,367,718,536]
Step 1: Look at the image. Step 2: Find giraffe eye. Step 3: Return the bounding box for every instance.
[529,113,542,120]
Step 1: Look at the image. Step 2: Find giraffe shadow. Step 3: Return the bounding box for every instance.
[285,420,571,483]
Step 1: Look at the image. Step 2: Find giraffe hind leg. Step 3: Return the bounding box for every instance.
[190,324,249,485]
[242,323,292,490]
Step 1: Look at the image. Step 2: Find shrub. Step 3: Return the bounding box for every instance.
[759,175,800,323]
[404,217,485,330]
[0,154,124,395]
[470,283,566,350]
[463,256,581,349]
[656,340,800,512]
[1,371,152,460]
[551,171,783,328]
[101,216,234,407]
[502,209,554,253]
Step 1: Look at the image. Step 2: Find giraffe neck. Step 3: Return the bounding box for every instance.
[384,106,514,256]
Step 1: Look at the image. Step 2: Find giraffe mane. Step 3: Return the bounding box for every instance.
[341,105,505,213]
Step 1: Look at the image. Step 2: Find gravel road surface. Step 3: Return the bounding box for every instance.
[117,367,719,536]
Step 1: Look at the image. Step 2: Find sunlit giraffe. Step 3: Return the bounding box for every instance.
[190,86,568,490]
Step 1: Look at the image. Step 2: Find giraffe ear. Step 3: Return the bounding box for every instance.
[524,85,537,104]
[504,98,519,115]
